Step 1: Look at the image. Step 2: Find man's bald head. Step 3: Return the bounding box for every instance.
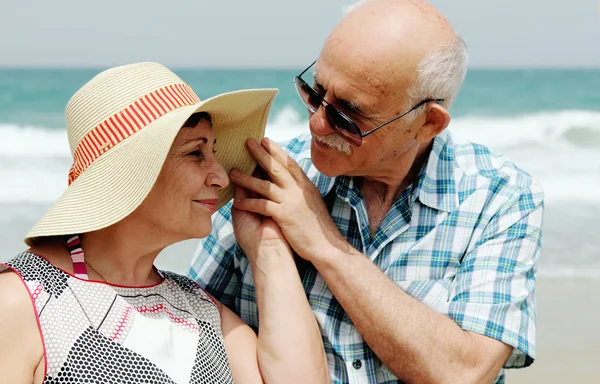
[320,0,467,109]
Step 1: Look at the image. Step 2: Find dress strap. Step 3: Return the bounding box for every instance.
[65,235,89,280]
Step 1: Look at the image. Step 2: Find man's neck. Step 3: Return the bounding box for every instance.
[357,141,433,236]
[358,141,432,205]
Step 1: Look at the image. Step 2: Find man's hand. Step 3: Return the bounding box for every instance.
[230,137,349,262]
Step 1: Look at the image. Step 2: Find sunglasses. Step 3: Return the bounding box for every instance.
[294,60,444,147]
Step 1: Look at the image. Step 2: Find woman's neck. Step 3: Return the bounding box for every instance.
[79,223,167,286]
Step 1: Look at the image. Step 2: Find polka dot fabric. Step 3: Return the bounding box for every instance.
[1,253,235,383]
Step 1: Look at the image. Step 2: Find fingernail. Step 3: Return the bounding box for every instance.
[230,169,241,177]
[248,138,260,148]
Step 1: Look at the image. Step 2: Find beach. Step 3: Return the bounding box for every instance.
[506,279,600,383]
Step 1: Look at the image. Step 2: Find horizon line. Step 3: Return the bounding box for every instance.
[0,64,599,71]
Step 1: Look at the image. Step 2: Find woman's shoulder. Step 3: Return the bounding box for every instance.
[160,270,221,309]
[2,250,69,282]
[0,267,44,359]
[0,263,47,382]
[0,266,31,307]
[3,238,72,274]
[1,251,48,276]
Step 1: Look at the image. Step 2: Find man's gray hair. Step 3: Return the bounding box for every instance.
[342,0,369,15]
[407,37,469,116]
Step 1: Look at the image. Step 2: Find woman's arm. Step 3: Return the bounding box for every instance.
[230,184,330,384]
[0,271,45,384]
[220,302,264,384]
[250,241,330,384]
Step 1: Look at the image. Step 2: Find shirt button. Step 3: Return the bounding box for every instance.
[352,359,362,370]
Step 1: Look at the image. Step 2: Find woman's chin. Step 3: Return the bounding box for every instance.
[189,223,212,240]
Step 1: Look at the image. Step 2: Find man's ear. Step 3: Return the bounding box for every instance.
[416,102,451,143]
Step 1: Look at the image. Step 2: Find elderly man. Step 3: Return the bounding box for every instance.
[189,0,543,383]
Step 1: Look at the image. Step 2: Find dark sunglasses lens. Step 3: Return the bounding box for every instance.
[325,105,363,146]
[294,78,321,113]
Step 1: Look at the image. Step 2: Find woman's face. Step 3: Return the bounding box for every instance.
[134,115,229,243]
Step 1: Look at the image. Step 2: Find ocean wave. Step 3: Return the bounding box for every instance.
[449,110,600,149]
[2,108,600,154]
[0,123,69,157]
[1,108,599,203]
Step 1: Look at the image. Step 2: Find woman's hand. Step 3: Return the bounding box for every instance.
[231,175,292,269]
[230,174,330,384]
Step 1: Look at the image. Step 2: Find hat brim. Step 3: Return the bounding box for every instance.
[25,88,278,246]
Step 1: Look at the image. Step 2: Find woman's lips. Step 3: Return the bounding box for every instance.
[194,199,218,212]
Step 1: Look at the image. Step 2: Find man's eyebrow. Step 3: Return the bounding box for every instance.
[338,98,366,116]
[313,74,367,117]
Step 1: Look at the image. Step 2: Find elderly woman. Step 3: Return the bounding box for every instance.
[0,62,328,383]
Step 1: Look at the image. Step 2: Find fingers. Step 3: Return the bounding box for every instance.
[233,183,247,200]
[245,138,290,185]
[261,138,307,182]
[230,169,282,203]
[232,196,278,217]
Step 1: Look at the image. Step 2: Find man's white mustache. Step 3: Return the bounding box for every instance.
[315,133,352,156]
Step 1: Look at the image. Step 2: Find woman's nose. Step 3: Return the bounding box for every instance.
[206,160,230,189]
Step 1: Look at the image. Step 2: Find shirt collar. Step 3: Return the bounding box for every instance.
[414,130,459,213]
[303,130,459,213]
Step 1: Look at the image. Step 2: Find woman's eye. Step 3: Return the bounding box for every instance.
[188,150,204,159]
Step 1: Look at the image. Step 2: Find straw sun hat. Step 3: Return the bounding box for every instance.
[25,62,278,246]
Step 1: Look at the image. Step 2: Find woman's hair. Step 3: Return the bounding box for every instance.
[182,112,212,128]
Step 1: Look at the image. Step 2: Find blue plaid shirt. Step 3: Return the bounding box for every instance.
[189,130,544,384]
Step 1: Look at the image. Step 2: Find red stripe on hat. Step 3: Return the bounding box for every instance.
[120,110,140,134]
[182,88,194,105]
[97,125,115,150]
[68,84,200,184]
[139,97,158,120]
[173,84,190,104]
[112,114,134,137]
[132,101,151,125]
[88,130,104,154]
[157,88,174,110]
[149,92,168,115]
[124,108,142,131]
[167,85,185,105]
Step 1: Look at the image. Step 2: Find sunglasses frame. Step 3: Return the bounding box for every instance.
[294,60,444,146]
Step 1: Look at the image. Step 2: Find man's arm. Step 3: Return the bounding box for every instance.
[230,138,542,383]
[311,194,542,383]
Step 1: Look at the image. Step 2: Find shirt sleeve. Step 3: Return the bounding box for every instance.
[188,201,241,311]
[447,180,544,369]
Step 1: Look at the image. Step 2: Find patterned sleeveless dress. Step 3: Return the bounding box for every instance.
[0,250,235,384]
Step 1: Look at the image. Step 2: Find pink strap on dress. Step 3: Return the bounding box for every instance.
[65,235,89,279]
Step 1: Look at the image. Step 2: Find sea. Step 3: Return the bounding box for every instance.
[1,67,599,279]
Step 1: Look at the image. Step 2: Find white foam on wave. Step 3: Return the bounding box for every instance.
[0,123,70,157]
[449,110,600,149]
[1,108,599,203]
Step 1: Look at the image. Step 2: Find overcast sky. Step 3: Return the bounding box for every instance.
[0,0,598,68]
